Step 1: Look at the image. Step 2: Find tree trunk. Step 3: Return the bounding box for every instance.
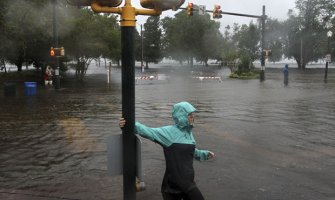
[190,57,193,67]
[17,63,22,72]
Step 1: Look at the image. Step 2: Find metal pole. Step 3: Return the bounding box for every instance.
[141,24,144,71]
[260,5,266,82]
[121,25,137,200]
[325,61,328,80]
[325,37,329,80]
[300,38,303,70]
[52,0,60,89]
[120,2,137,199]
[86,1,162,199]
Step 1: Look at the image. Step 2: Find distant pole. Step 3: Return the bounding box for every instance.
[325,30,333,80]
[325,60,328,80]
[260,5,266,82]
[141,24,144,72]
[325,36,329,80]
[300,37,303,70]
[52,0,60,89]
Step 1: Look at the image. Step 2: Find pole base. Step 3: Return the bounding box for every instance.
[54,76,60,89]
[136,178,146,192]
[260,70,265,82]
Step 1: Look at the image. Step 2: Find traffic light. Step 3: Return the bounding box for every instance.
[67,0,122,7]
[60,47,65,56]
[263,49,272,58]
[50,47,55,57]
[140,0,185,11]
[50,47,65,57]
[213,5,222,19]
[187,2,193,16]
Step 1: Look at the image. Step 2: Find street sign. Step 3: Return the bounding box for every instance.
[198,5,206,15]
[326,54,331,62]
[107,135,122,176]
[107,134,142,178]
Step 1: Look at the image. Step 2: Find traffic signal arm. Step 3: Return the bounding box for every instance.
[136,8,161,16]
[91,0,161,26]
[140,0,184,11]
[91,1,122,14]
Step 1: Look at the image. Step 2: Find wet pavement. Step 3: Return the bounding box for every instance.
[1,66,335,200]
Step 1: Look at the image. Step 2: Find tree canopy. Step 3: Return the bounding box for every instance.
[162,11,223,66]
[2,0,335,78]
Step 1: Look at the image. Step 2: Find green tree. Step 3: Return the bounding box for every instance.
[0,0,8,71]
[1,0,121,80]
[220,25,239,72]
[196,16,223,66]
[62,9,120,80]
[134,28,143,65]
[283,0,327,69]
[162,11,223,66]
[232,23,260,73]
[265,18,285,63]
[161,16,187,64]
[94,13,121,66]
[143,16,162,68]
[2,0,52,71]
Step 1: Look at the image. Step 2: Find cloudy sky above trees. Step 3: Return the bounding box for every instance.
[135,0,296,29]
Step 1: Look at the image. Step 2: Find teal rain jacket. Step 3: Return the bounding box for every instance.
[135,101,210,194]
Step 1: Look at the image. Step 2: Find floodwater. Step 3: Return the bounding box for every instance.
[0,66,335,200]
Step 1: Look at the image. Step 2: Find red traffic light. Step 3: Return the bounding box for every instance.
[213,4,222,19]
[50,47,65,57]
[50,47,55,57]
[187,2,193,16]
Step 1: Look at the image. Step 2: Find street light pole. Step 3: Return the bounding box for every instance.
[52,0,60,89]
[68,1,186,199]
[298,23,303,70]
[325,30,332,80]
[260,5,266,82]
[90,1,162,199]
[141,24,144,72]
[300,37,303,70]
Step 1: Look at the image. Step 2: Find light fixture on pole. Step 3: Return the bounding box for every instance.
[325,30,333,80]
[298,24,303,70]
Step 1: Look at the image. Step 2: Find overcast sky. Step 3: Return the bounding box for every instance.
[133,0,297,30]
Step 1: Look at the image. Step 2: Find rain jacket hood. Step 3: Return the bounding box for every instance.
[172,101,196,130]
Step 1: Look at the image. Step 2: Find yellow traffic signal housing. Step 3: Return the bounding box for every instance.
[263,49,272,58]
[213,4,222,19]
[50,47,65,57]
[60,47,65,56]
[187,2,193,16]
[67,0,122,7]
[140,0,185,11]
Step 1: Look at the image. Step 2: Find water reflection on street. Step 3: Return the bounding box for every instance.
[0,67,334,200]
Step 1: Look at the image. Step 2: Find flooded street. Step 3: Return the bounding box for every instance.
[1,66,335,200]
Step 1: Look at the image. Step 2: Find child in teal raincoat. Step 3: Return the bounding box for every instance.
[120,101,214,200]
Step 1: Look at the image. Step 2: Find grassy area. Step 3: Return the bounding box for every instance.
[229,71,260,79]
[0,70,43,85]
